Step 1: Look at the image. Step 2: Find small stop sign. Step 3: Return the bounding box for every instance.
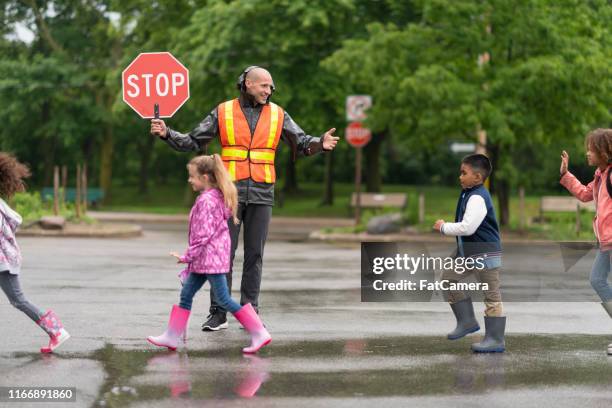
[345,122,372,148]
[122,52,190,118]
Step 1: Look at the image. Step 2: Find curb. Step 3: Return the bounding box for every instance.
[17,223,143,238]
[309,230,575,246]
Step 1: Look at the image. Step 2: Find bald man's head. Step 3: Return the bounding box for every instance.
[243,67,275,105]
[245,67,272,82]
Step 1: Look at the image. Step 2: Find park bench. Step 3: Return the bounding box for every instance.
[41,187,105,207]
[351,193,407,209]
[539,196,595,218]
[538,196,595,234]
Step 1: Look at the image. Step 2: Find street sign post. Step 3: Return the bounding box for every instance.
[345,122,372,226]
[122,52,190,119]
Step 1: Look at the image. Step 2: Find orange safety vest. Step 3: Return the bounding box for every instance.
[218,99,284,183]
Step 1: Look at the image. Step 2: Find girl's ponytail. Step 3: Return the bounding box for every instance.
[212,154,239,224]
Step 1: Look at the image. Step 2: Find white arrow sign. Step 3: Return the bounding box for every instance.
[346,95,372,121]
[450,142,476,154]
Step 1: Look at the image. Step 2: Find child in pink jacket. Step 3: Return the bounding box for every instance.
[0,152,70,353]
[560,128,612,355]
[147,154,271,353]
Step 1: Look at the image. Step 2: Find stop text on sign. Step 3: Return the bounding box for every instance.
[125,73,186,98]
[122,52,190,119]
[346,121,372,148]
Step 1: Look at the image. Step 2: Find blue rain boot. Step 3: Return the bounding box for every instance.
[447,298,480,340]
[471,316,506,353]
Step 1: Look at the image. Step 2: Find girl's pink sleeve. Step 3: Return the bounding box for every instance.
[180,199,218,263]
[560,171,594,202]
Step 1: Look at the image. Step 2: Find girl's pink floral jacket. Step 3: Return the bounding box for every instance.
[561,164,612,250]
[0,198,23,275]
[179,188,232,277]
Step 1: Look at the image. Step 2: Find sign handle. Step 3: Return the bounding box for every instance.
[154,103,160,119]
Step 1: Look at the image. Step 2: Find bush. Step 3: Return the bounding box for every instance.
[11,191,96,225]
[12,192,45,223]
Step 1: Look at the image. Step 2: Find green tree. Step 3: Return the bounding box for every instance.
[326,0,612,224]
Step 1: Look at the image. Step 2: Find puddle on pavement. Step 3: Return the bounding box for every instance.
[7,334,611,406]
[90,334,612,406]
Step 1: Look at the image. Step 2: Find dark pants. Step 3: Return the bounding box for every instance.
[210,203,272,314]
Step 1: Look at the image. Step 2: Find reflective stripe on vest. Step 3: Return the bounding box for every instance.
[221,147,248,161]
[218,99,284,183]
[249,150,275,163]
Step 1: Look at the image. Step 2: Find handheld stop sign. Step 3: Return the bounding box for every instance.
[122,52,190,119]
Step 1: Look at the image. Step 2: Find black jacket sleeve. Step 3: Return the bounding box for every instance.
[163,107,219,152]
[281,111,328,161]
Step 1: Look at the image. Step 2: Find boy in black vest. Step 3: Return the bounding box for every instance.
[433,154,505,353]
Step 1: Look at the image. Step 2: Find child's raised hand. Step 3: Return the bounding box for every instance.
[560,150,569,175]
[433,219,445,232]
[169,252,184,263]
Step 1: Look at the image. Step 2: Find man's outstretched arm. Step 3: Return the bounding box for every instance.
[281,111,338,160]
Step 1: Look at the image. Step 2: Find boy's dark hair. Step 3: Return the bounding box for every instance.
[0,152,31,200]
[461,154,492,181]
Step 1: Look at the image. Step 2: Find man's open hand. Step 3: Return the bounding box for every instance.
[322,128,339,151]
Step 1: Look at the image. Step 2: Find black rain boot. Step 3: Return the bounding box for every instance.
[471,316,506,353]
[447,298,480,340]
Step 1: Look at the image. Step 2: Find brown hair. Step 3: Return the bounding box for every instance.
[585,128,612,165]
[585,128,612,198]
[188,154,238,223]
[0,152,31,200]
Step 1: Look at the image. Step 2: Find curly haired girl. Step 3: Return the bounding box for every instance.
[560,128,612,355]
[0,152,70,353]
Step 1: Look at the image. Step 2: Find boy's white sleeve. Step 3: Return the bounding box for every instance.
[441,195,487,236]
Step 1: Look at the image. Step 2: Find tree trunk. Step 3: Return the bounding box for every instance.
[321,151,334,205]
[41,101,55,187]
[99,124,113,203]
[283,151,298,194]
[138,135,155,194]
[496,178,510,227]
[488,144,510,226]
[364,131,386,193]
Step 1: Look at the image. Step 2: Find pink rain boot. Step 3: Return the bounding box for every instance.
[147,305,190,351]
[234,304,271,354]
[37,310,70,353]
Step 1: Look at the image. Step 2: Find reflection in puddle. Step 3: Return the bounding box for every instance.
[454,354,506,392]
[234,355,270,398]
[146,353,192,398]
[142,352,270,400]
[17,334,606,406]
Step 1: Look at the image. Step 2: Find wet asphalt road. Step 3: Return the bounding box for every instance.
[1,223,611,407]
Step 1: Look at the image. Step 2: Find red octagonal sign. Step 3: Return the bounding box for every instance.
[346,122,372,148]
[122,52,190,118]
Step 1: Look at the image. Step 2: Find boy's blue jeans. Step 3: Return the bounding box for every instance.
[180,273,241,313]
[590,250,612,302]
